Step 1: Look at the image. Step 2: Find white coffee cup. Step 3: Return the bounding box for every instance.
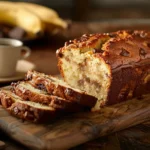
[0,38,31,77]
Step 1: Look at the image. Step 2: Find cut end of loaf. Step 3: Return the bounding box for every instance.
[57,48,112,111]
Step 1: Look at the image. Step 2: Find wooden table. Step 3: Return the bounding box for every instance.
[0,21,150,150]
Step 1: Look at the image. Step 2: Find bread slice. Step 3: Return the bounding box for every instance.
[12,81,82,112]
[25,70,97,108]
[0,89,57,122]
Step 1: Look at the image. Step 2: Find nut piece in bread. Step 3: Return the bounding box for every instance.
[57,30,150,111]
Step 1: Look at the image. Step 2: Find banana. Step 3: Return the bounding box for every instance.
[17,2,68,30]
[0,1,44,38]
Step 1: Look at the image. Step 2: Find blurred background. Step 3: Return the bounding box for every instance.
[1,0,150,41]
[2,0,150,42]
[9,0,150,21]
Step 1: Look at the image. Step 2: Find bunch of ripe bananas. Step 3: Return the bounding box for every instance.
[0,1,67,38]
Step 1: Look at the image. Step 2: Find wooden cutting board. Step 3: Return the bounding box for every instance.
[0,94,149,150]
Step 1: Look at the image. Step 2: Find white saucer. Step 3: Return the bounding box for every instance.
[0,60,36,83]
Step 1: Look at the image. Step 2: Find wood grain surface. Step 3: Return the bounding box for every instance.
[0,94,149,150]
[117,122,150,150]
[73,121,150,150]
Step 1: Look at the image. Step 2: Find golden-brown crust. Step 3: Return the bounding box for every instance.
[106,64,150,105]
[25,70,97,108]
[62,34,109,49]
[57,30,150,70]
[57,30,150,110]
[8,102,56,122]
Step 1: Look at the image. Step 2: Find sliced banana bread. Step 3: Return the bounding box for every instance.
[25,70,97,108]
[12,81,82,112]
[0,89,57,122]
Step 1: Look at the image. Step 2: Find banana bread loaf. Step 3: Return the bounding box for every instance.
[57,30,150,111]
